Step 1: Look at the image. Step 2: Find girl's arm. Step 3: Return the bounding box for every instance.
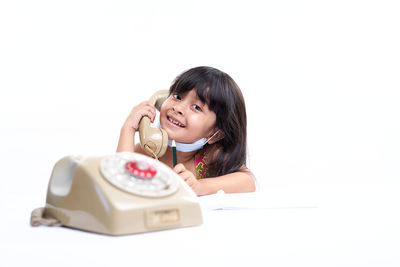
[116,126,136,152]
[116,101,156,153]
[174,164,256,196]
[199,167,256,195]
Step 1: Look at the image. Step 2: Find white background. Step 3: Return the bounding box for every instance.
[0,0,399,266]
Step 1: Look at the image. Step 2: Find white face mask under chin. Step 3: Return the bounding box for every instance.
[167,130,220,152]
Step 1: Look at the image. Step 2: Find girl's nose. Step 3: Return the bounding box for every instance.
[173,102,185,115]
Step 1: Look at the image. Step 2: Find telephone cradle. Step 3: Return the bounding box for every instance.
[43,152,203,235]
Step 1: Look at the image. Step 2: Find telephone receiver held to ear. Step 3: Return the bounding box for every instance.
[139,90,169,159]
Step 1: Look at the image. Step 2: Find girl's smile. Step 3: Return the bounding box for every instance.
[166,113,186,128]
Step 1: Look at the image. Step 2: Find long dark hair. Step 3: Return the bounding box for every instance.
[169,66,247,176]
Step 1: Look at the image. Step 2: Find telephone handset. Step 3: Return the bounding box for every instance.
[139,90,169,159]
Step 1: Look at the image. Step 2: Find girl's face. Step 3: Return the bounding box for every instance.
[160,89,217,143]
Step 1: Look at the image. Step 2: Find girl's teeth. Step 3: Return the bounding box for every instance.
[169,117,184,127]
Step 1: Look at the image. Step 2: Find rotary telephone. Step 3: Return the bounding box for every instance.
[34,91,203,236]
[139,90,169,159]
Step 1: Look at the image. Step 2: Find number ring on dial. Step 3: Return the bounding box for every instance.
[99,153,179,197]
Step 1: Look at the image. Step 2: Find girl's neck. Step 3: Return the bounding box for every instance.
[165,146,198,164]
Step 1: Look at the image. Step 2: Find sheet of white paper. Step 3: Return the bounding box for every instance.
[199,187,320,211]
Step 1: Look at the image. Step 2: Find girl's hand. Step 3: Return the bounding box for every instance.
[123,101,157,131]
[173,163,203,195]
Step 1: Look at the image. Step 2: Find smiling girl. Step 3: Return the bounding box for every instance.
[117,66,255,195]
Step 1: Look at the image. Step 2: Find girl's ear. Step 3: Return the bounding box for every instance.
[207,130,225,144]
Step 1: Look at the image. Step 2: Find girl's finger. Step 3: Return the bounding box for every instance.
[173,163,186,174]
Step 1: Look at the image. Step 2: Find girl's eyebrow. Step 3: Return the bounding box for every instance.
[194,94,202,102]
[185,91,203,103]
[195,96,208,107]
[176,90,207,105]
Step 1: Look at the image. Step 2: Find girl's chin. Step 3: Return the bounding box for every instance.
[162,128,191,143]
[161,126,182,140]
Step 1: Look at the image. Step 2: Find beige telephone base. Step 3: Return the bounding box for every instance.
[44,152,203,235]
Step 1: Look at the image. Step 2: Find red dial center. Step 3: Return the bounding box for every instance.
[125,161,157,179]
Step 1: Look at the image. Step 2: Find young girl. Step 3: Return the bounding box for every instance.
[117,66,255,195]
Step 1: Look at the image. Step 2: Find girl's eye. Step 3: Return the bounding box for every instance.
[193,104,202,111]
[173,94,181,100]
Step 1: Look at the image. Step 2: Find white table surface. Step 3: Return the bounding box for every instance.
[1,183,399,267]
